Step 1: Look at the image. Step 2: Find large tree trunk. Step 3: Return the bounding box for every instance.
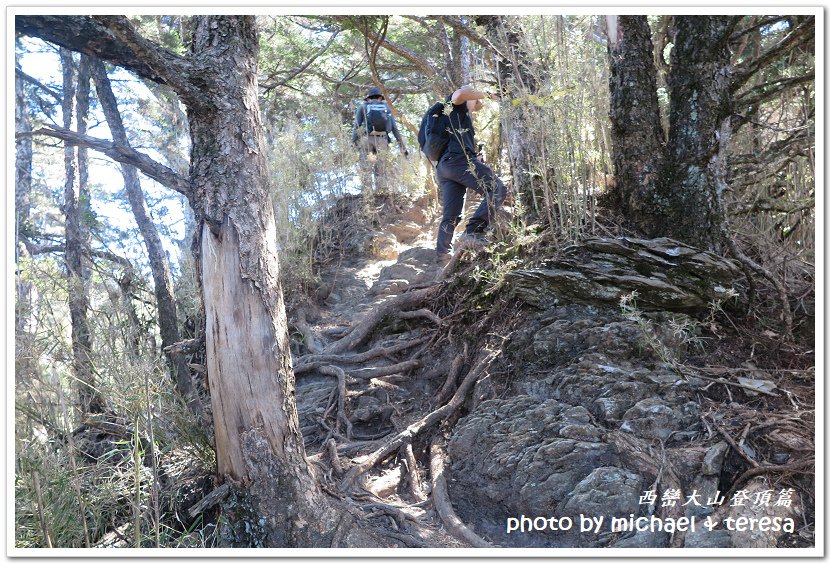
[606,15,666,232]
[18,15,373,546]
[15,48,39,388]
[187,16,363,546]
[15,53,35,336]
[658,16,736,251]
[89,58,200,414]
[61,49,103,414]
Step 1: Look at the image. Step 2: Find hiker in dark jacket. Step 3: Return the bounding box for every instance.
[352,86,408,191]
[435,85,508,266]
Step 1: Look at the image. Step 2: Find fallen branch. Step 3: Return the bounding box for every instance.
[708,416,760,468]
[187,483,230,518]
[338,349,498,493]
[429,440,492,548]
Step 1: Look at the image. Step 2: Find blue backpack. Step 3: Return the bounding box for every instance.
[418,100,452,163]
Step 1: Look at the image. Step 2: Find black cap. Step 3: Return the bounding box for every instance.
[365,86,383,99]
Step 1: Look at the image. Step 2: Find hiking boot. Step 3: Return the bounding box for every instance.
[456,232,489,249]
[435,252,452,267]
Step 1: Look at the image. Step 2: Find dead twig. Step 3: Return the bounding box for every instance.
[723,226,793,340]
[690,370,779,397]
[187,483,231,518]
[708,416,760,468]
[429,439,493,547]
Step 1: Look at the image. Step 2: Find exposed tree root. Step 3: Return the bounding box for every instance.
[294,308,324,354]
[725,458,814,498]
[398,308,443,326]
[327,438,344,476]
[349,360,421,380]
[435,342,467,405]
[429,439,493,547]
[338,349,499,493]
[319,365,353,439]
[295,335,430,375]
[402,443,428,501]
[323,286,440,354]
[385,530,431,548]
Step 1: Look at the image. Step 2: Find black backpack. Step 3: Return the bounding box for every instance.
[364,101,390,133]
[418,100,452,162]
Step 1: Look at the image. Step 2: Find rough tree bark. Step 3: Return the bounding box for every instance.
[477,15,540,216]
[15,52,35,337]
[89,58,200,414]
[658,16,737,252]
[60,49,103,414]
[605,15,666,234]
[18,14,373,547]
[606,15,738,253]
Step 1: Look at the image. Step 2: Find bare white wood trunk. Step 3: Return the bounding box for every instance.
[200,219,299,479]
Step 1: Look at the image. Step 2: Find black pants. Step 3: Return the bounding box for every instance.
[435,152,507,255]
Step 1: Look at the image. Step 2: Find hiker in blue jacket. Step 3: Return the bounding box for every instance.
[352,86,408,191]
[435,85,508,266]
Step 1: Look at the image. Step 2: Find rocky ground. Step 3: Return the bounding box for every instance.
[285,192,815,550]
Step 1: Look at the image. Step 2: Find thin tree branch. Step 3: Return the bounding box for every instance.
[359,17,419,138]
[731,15,790,41]
[734,72,815,111]
[731,21,814,92]
[332,15,442,85]
[15,67,61,102]
[21,127,190,197]
[436,15,508,61]
[261,31,340,92]
[21,235,134,269]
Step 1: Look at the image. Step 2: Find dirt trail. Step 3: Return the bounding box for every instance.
[289,193,814,550]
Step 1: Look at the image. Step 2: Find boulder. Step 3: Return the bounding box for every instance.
[370,247,438,296]
[448,396,619,519]
[388,220,423,243]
